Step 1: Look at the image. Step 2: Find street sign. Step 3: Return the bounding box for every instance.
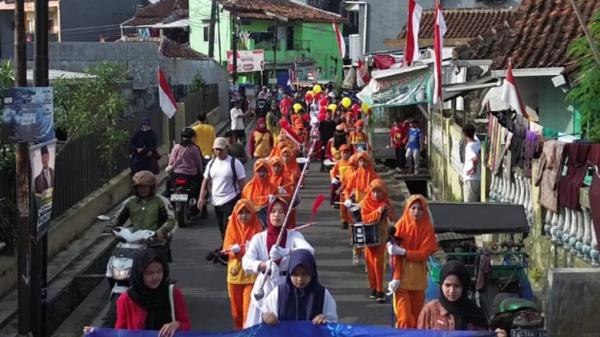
[227,49,265,74]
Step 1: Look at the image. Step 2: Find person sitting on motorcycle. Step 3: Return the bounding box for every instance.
[417,260,507,337]
[166,127,205,217]
[115,249,191,336]
[112,170,176,240]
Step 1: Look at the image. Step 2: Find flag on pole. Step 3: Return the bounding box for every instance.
[404,0,423,66]
[501,59,530,119]
[356,59,371,87]
[333,21,346,59]
[433,0,447,106]
[158,67,177,118]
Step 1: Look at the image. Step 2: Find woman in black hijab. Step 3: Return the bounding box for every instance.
[130,119,160,174]
[261,249,338,325]
[115,249,190,336]
[417,260,489,330]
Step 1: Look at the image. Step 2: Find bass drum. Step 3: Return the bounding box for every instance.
[351,222,380,247]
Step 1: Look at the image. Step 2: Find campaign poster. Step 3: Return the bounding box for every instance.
[30,139,56,238]
[0,87,54,143]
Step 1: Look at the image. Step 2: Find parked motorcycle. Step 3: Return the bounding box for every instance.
[170,176,197,227]
[491,293,545,337]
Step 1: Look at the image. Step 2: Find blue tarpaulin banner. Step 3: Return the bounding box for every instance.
[86,321,495,337]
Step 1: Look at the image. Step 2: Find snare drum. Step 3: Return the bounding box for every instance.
[296,157,309,171]
[350,205,362,223]
[323,159,335,169]
[352,223,380,247]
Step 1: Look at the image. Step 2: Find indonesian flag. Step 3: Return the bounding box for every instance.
[433,0,447,105]
[356,59,371,87]
[333,21,346,59]
[280,120,303,146]
[404,0,423,66]
[501,60,530,119]
[158,67,177,118]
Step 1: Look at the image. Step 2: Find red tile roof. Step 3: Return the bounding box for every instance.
[219,0,343,23]
[399,8,515,40]
[159,37,208,59]
[455,0,600,70]
[123,0,188,27]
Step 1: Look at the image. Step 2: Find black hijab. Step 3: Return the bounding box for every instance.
[439,260,488,330]
[333,129,347,150]
[130,119,158,157]
[277,249,325,321]
[128,249,173,330]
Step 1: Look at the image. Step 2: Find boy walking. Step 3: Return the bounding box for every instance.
[405,119,422,174]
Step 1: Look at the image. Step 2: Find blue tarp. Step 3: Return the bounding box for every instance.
[86,321,495,337]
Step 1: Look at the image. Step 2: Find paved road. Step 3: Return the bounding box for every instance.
[170,161,393,331]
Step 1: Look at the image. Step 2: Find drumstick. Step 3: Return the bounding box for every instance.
[220,243,247,254]
[291,222,317,231]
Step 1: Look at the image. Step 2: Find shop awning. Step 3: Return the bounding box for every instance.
[358,65,433,108]
[428,202,530,234]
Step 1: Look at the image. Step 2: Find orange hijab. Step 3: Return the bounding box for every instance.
[269,156,294,197]
[241,159,278,209]
[281,147,301,182]
[360,179,396,224]
[346,152,379,195]
[271,134,295,157]
[223,199,263,257]
[393,194,437,252]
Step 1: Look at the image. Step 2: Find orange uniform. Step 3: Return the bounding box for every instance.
[391,195,439,328]
[339,153,359,224]
[223,199,263,330]
[360,179,396,294]
[281,147,301,183]
[241,159,278,212]
[349,120,370,153]
[343,152,379,203]
[270,134,296,158]
[269,155,297,229]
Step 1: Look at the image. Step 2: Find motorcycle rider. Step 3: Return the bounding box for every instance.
[110,170,176,240]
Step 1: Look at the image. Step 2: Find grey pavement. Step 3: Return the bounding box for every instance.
[170,161,393,331]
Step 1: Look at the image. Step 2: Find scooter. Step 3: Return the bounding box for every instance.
[170,176,197,228]
[491,293,545,337]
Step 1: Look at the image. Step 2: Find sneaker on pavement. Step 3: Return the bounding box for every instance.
[369,290,378,299]
[342,222,348,230]
[376,292,386,303]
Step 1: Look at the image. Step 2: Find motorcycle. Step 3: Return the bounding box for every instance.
[170,176,197,228]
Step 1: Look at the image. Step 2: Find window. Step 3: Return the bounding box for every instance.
[203,26,209,42]
[286,26,293,51]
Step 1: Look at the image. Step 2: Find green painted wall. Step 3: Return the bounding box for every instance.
[538,79,577,134]
[190,0,343,82]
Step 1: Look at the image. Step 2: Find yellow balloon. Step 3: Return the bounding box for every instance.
[306,91,314,97]
[361,102,370,113]
[313,85,322,94]
[341,97,352,109]
[293,103,303,113]
[328,104,337,112]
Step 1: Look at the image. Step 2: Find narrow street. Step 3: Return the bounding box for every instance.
[170,161,391,331]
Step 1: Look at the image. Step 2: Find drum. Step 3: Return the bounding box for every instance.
[296,157,309,171]
[350,204,362,223]
[351,223,380,247]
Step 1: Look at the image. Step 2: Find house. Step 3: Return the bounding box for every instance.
[120,0,189,43]
[189,0,345,84]
[0,0,147,59]
[344,0,520,54]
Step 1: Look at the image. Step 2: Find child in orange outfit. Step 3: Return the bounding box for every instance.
[360,179,396,303]
[330,144,352,215]
[349,119,370,153]
[387,194,439,329]
[223,199,264,330]
[242,159,279,227]
[270,132,297,158]
[269,156,296,228]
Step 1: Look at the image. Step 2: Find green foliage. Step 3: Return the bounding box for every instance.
[0,61,15,170]
[53,63,128,169]
[0,60,14,89]
[189,71,207,94]
[567,12,600,142]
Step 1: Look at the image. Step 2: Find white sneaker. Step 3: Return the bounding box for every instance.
[352,253,360,266]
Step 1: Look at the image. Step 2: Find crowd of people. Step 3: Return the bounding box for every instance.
[112,84,504,337]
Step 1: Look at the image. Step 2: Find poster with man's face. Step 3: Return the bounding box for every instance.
[30,139,56,237]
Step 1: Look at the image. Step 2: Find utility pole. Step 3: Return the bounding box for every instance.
[273,20,278,88]
[31,0,50,336]
[208,0,217,58]
[232,3,238,84]
[14,0,30,336]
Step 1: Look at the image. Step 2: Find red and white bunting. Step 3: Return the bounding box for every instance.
[404,0,423,66]
[333,21,346,59]
[501,60,530,119]
[433,0,447,106]
[158,67,177,119]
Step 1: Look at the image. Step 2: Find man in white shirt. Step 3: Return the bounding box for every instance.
[462,124,481,202]
[198,137,246,240]
[230,100,250,145]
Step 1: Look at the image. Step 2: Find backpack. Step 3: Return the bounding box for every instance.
[206,156,240,194]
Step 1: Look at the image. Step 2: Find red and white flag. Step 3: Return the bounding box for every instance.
[433,0,447,106]
[404,0,423,66]
[280,123,303,146]
[501,60,530,119]
[158,67,177,118]
[356,59,371,87]
[333,21,346,59]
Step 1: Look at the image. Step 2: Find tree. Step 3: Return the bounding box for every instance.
[53,63,128,170]
[567,11,600,142]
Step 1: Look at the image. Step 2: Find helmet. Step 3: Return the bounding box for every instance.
[181,127,195,140]
[132,170,157,188]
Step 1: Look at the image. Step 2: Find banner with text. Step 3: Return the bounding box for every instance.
[1,87,54,143]
[86,322,494,337]
[227,49,265,74]
[30,139,56,238]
